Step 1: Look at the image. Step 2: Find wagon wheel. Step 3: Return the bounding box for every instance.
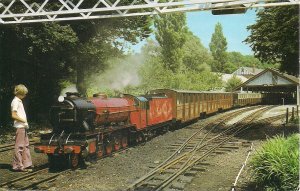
[139,133,144,142]
[68,153,79,169]
[121,137,128,148]
[105,141,113,155]
[135,134,143,143]
[144,134,148,142]
[135,135,140,143]
[164,126,169,132]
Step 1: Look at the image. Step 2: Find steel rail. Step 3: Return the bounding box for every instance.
[17,169,71,190]
[129,105,266,190]
[154,106,274,190]
[18,174,60,190]
[158,106,265,172]
[0,145,130,190]
[0,140,36,150]
[128,106,260,189]
[0,142,37,153]
[0,166,49,187]
[0,164,72,190]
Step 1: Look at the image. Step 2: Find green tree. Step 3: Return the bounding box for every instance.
[70,16,152,95]
[0,12,152,126]
[224,51,279,73]
[225,75,242,92]
[138,40,168,91]
[137,38,222,93]
[245,6,299,75]
[182,32,212,72]
[0,23,78,125]
[154,13,188,72]
[209,22,228,72]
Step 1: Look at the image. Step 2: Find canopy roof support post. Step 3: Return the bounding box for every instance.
[297,85,299,106]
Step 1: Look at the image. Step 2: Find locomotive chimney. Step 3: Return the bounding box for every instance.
[66,92,81,97]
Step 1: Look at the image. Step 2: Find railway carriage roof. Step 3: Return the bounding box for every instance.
[142,94,168,99]
[151,89,232,94]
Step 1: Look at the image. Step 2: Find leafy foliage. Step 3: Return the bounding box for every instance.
[183,32,212,72]
[136,37,223,93]
[154,13,188,72]
[245,6,299,75]
[0,23,78,124]
[250,134,299,190]
[136,13,222,92]
[224,51,279,73]
[209,22,228,72]
[225,75,242,92]
[0,16,152,126]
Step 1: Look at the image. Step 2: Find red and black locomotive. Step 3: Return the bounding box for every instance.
[34,89,262,168]
[35,91,173,168]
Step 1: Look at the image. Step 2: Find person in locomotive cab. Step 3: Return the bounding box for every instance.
[11,84,33,172]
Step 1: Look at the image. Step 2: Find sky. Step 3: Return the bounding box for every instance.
[131,9,258,55]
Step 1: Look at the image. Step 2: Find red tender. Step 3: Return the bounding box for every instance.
[130,97,173,130]
[147,97,172,126]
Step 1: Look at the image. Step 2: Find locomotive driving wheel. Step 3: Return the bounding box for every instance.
[97,145,104,158]
[68,153,79,169]
[114,138,121,151]
[105,141,113,155]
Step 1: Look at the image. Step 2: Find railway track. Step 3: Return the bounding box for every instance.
[129,106,272,191]
[0,140,37,153]
[0,146,130,190]
[1,168,69,190]
[0,164,56,189]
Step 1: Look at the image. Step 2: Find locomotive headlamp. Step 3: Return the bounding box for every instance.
[58,96,64,102]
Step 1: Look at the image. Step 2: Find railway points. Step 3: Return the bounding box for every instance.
[128,106,278,190]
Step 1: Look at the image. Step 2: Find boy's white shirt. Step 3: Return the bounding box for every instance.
[11,96,28,129]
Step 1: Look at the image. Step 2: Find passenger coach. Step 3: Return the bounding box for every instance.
[149,89,233,123]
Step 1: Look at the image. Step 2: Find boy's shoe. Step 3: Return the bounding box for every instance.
[13,168,31,172]
[26,165,35,169]
[26,168,33,172]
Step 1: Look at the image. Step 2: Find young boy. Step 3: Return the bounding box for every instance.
[11,84,33,172]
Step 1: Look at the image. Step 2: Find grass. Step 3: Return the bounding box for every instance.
[289,117,299,125]
[250,134,299,191]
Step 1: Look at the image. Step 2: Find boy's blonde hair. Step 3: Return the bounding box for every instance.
[14,84,28,96]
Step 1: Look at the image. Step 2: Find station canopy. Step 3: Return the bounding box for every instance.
[235,68,299,93]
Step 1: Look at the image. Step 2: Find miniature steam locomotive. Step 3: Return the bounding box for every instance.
[34,89,262,168]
